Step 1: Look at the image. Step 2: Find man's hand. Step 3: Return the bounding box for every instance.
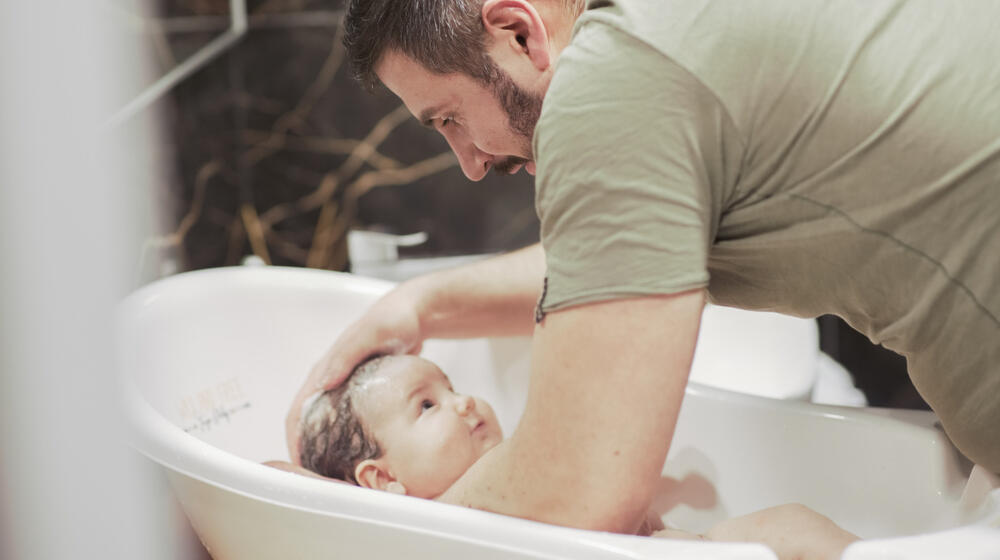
[285,243,545,464]
[285,284,424,463]
[706,504,859,560]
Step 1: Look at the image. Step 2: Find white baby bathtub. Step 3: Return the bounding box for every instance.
[118,266,1000,559]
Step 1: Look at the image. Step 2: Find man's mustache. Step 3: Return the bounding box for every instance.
[492,156,530,175]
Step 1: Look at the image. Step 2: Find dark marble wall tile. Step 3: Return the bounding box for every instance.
[158,0,539,272]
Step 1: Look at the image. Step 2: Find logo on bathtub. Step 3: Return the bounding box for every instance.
[178,377,252,434]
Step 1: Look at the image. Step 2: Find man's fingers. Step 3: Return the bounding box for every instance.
[314,333,420,392]
[316,351,356,392]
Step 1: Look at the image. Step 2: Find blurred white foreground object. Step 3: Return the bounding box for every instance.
[0,2,181,560]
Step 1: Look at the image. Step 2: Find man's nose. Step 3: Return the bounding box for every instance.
[440,126,491,181]
[454,145,490,182]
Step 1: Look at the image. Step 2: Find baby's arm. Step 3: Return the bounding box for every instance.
[652,504,858,560]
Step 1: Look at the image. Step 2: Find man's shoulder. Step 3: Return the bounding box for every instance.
[573,0,700,58]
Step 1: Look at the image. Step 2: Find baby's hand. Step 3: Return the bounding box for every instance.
[635,509,667,536]
[650,528,705,540]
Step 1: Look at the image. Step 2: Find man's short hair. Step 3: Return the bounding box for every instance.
[344,0,495,91]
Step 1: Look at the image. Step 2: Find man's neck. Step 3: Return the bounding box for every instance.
[536,0,585,58]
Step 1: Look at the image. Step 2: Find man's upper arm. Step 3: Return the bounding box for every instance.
[440,288,704,533]
[532,23,741,317]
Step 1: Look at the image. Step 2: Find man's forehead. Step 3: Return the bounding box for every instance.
[374,50,435,91]
[376,50,464,116]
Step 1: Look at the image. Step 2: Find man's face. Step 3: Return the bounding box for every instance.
[376,50,544,181]
[356,355,504,499]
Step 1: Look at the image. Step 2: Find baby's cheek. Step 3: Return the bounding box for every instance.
[436,432,476,469]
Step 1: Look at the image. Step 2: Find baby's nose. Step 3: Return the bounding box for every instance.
[455,395,474,415]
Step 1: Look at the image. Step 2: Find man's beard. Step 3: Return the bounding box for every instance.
[485,61,545,175]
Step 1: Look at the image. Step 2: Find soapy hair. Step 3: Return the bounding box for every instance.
[343,0,585,91]
[298,355,393,483]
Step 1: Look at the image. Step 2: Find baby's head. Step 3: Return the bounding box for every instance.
[299,354,503,499]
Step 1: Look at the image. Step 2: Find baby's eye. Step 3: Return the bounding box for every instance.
[420,399,436,411]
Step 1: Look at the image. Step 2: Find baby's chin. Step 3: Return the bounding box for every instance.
[477,417,504,448]
[483,435,502,453]
[478,427,504,457]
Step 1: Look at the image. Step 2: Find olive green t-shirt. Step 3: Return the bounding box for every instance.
[533,0,1000,470]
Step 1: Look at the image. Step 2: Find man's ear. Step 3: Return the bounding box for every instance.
[355,459,407,495]
[482,0,552,71]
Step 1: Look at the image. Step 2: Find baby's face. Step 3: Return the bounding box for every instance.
[356,356,503,499]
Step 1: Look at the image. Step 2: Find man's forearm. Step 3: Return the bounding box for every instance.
[405,243,545,339]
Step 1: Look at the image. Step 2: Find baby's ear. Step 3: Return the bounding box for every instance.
[355,460,407,495]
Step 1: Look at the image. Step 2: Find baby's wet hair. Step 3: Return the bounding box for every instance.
[299,355,394,483]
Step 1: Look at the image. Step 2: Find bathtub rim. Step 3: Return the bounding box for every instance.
[123,376,786,559]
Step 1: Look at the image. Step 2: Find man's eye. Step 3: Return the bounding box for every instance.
[421,399,436,411]
[440,117,452,127]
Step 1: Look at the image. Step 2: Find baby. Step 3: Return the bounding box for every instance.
[274,354,858,560]
[297,353,502,499]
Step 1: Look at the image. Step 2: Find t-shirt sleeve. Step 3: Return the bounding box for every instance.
[533,22,739,316]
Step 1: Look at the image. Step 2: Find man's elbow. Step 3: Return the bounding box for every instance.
[541,479,654,534]
[581,496,652,534]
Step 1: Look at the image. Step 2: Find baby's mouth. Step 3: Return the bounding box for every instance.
[471,419,486,434]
